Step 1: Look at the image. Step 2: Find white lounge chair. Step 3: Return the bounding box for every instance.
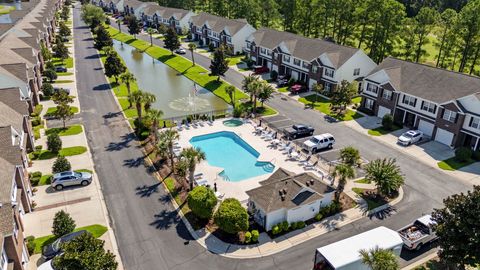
[282,146,293,154]
[194,173,204,179]
[264,133,275,141]
[299,155,312,166]
[261,131,273,139]
[304,160,318,170]
[195,179,208,186]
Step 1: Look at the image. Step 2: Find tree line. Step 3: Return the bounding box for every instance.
[151,0,480,75]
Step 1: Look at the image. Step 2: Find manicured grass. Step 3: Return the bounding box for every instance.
[0,5,15,14]
[352,188,387,210]
[105,25,276,116]
[277,86,288,93]
[53,57,74,68]
[352,96,362,104]
[437,157,476,171]
[54,80,74,84]
[33,124,44,140]
[118,98,139,118]
[368,125,402,136]
[32,224,108,254]
[57,72,73,76]
[354,178,371,184]
[226,55,244,66]
[45,125,83,136]
[29,146,87,160]
[44,106,79,118]
[298,94,363,121]
[111,81,138,97]
[75,169,93,174]
[39,174,52,185]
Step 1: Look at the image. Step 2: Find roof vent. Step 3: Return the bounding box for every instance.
[305,182,310,187]
[282,189,287,195]
[278,190,283,196]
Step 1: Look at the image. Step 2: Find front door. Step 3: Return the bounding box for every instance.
[404,112,416,127]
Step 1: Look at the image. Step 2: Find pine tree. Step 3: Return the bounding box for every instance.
[209,45,229,81]
[163,28,180,54]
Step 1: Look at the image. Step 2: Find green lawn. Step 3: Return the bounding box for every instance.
[44,106,79,118]
[354,178,371,184]
[352,188,387,210]
[437,157,476,171]
[352,96,362,104]
[75,169,93,174]
[53,57,74,69]
[54,80,74,84]
[118,98,139,118]
[278,86,289,93]
[226,55,244,66]
[33,124,44,140]
[57,72,73,76]
[368,125,402,136]
[105,25,275,116]
[0,5,15,14]
[31,224,107,254]
[298,94,363,121]
[29,146,87,160]
[45,125,83,136]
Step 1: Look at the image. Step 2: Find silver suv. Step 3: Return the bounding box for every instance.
[51,171,93,191]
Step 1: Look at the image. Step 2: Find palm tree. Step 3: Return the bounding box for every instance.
[147,109,164,143]
[360,247,399,270]
[143,92,157,111]
[249,80,264,116]
[340,146,361,167]
[180,147,206,190]
[364,158,404,197]
[146,27,155,46]
[258,83,275,107]
[120,72,136,108]
[242,74,259,103]
[331,163,355,200]
[158,129,180,172]
[116,19,122,33]
[188,43,197,66]
[128,90,146,121]
[225,85,236,108]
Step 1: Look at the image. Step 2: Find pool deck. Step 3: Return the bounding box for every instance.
[176,118,325,203]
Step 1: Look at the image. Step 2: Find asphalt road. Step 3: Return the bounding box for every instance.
[70,11,476,270]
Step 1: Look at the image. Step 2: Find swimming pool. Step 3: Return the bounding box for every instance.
[190,131,275,182]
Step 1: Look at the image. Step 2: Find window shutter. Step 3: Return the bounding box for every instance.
[402,95,406,103]
[433,105,437,114]
[421,101,424,109]
[455,113,459,123]
[469,117,474,127]
[413,98,417,107]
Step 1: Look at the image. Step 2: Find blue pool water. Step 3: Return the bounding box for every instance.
[190,131,275,182]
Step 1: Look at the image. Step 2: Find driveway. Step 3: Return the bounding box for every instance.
[97,13,473,269]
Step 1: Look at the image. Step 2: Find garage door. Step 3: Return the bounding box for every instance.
[377,106,391,118]
[418,119,435,137]
[435,128,454,146]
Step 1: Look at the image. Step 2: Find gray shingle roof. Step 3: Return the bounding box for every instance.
[0,205,14,238]
[0,87,29,115]
[148,5,191,20]
[0,157,15,204]
[367,57,480,104]
[0,126,23,166]
[246,170,335,212]
[190,12,250,36]
[0,102,24,134]
[249,28,359,67]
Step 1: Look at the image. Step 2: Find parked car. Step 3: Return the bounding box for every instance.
[55,66,67,72]
[175,48,186,54]
[283,124,314,140]
[253,65,269,74]
[51,171,93,191]
[53,87,70,95]
[397,130,423,146]
[398,215,438,250]
[302,133,335,153]
[42,230,90,260]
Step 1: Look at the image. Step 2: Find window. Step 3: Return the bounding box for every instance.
[442,109,457,122]
[1,249,7,270]
[11,181,17,202]
[302,61,309,69]
[353,68,360,76]
[382,89,392,100]
[324,68,334,77]
[260,48,266,54]
[266,50,272,56]
[13,221,18,238]
[324,82,332,92]
[402,95,416,107]
[227,37,231,43]
[421,101,437,114]
[293,58,301,66]
[366,83,378,94]
[283,54,290,62]
[365,98,374,109]
[470,117,480,129]
[311,65,318,73]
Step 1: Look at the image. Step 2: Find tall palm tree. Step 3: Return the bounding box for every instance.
[249,80,264,116]
[146,27,155,46]
[147,109,164,143]
[128,90,146,121]
[120,72,136,108]
[180,147,206,190]
[143,92,157,111]
[364,158,404,197]
[158,129,180,172]
[331,163,355,200]
[242,74,259,103]
[188,43,197,66]
[224,85,236,108]
[360,247,399,270]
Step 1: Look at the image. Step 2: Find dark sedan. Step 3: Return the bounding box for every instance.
[42,230,90,260]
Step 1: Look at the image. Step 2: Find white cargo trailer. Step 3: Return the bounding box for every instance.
[314,227,403,270]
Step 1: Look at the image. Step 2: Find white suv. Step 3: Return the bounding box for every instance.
[302,133,335,153]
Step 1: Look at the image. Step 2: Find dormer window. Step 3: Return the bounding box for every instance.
[366,83,378,94]
[324,68,334,77]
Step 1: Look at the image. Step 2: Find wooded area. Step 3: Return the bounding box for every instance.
[152,0,480,75]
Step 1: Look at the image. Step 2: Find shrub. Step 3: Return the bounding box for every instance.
[232,106,244,118]
[47,133,62,153]
[287,78,295,87]
[315,213,323,221]
[31,151,40,160]
[245,59,254,68]
[296,221,306,229]
[251,230,259,242]
[52,210,76,238]
[25,236,36,255]
[272,225,281,235]
[280,221,289,232]
[31,171,42,178]
[213,198,249,234]
[290,222,298,230]
[43,68,58,82]
[187,186,217,219]
[208,43,215,52]
[30,112,38,118]
[270,70,278,81]
[31,116,42,127]
[244,231,252,244]
[52,155,71,173]
[455,147,472,162]
[382,114,394,130]
[42,82,54,96]
[35,145,43,151]
[473,150,480,161]
[30,177,40,186]
[34,104,43,115]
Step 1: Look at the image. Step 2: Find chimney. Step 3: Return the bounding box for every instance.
[281,194,285,201]
[278,190,283,196]
[310,179,314,185]
[305,182,310,187]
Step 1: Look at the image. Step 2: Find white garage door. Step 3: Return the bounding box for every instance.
[435,128,454,146]
[377,106,391,118]
[418,119,435,137]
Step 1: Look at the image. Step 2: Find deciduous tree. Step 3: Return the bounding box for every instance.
[164,28,181,54]
[104,50,126,83]
[214,198,249,234]
[210,45,229,81]
[187,186,217,219]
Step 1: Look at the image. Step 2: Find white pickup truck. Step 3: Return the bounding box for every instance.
[398,215,438,250]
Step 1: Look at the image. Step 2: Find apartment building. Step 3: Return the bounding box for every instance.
[359,57,480,150]
[142,5,194,34]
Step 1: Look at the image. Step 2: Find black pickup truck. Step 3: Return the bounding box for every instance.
[283,124,314,140]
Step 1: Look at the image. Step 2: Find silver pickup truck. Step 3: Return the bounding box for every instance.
[398,215,438,250]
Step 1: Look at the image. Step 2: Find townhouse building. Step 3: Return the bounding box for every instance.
[245,28,377,91]
[142,5,194,34]
[190,12,255,55]
[96,0,123,14]
[360,57,480,150]
[122,0,148,18]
